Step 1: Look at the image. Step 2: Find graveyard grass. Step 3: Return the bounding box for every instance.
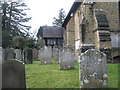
[25,60,119,88]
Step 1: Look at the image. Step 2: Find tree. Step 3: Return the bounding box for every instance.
[12,36,25,50]
[12,36,36,49]
[2,1,31,48]
[25,37,36,48]
[52,8,66,27]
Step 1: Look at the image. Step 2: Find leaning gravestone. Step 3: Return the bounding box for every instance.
[80,49,107,88]
[14,49,22,61]
[4,48,15,61]
[2,60,26,88]
[23,48,33,64]
[59,49,74,69]
[38,46,52,64]
[32,48,38,61]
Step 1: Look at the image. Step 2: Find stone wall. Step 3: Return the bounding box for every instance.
[65,16,75,51]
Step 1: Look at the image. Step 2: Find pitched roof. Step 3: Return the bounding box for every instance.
[42,26,63,38]
[62,2,82,27]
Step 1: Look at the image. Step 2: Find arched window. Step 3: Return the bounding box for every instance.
[81,17,87,44]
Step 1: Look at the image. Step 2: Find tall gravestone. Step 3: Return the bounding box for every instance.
[59,49,74,69]
[38,46,52,64]
[32,48,38,61]
[52,48,59,63]
[2,60,26,88]
[80,49,107,88]
[23,48,33,64]
[0,47,3,63]
[14,49,22,61]
[4,48,15,61]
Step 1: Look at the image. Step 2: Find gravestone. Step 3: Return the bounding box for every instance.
[52,48,59,63]
[4,48,15,61]
[80,49,107,88]
[32,48,38,61]
[38,46,52,64]
[2,60,26,88]
[14,49,22,61]
[59,49,74,69]
[0,47,3,63]
[23,48,33,64]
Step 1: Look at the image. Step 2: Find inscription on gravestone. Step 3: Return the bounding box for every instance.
[80,49,107,88]
[2,60,26,88]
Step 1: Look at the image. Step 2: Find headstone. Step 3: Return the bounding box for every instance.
[4,48,15,61]
[2,60,26,88]
[59,49,74,69]
[32,48,38,61]
[14,49,22,61]
[52,48,59,63]
[23,48,33,64]
[0,47,3,63]
[80,49,107,88]
[38,46,52,64]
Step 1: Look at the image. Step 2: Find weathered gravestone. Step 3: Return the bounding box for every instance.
[52,48,59,63]
[23,48,33,64]
[38,46,52,64]
[4,48,15,61]
[32,48,38,61]
[0,47,3,63]
[14,49,22,61]
[80,49,107,88]
[59,49,74,69]
[2,60,26,88]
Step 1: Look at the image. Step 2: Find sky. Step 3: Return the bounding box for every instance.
[24,0,75,37]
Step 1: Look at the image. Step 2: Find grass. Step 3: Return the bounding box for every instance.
[25,60,119,88]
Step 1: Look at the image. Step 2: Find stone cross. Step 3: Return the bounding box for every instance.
[80,49,107,88]
[2,60,26,88]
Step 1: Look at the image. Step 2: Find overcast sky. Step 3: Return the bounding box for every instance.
[24,0,75,36]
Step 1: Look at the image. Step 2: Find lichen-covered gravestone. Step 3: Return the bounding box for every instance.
[80,49,107,88]
[38,46,52,64]
[14,49,22,61]
[23,48,33,64]
[4,48,15,61]
[2,60,26,88]
[32,48,38,61]
[52,48,59,63]
[59,49,74,69]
